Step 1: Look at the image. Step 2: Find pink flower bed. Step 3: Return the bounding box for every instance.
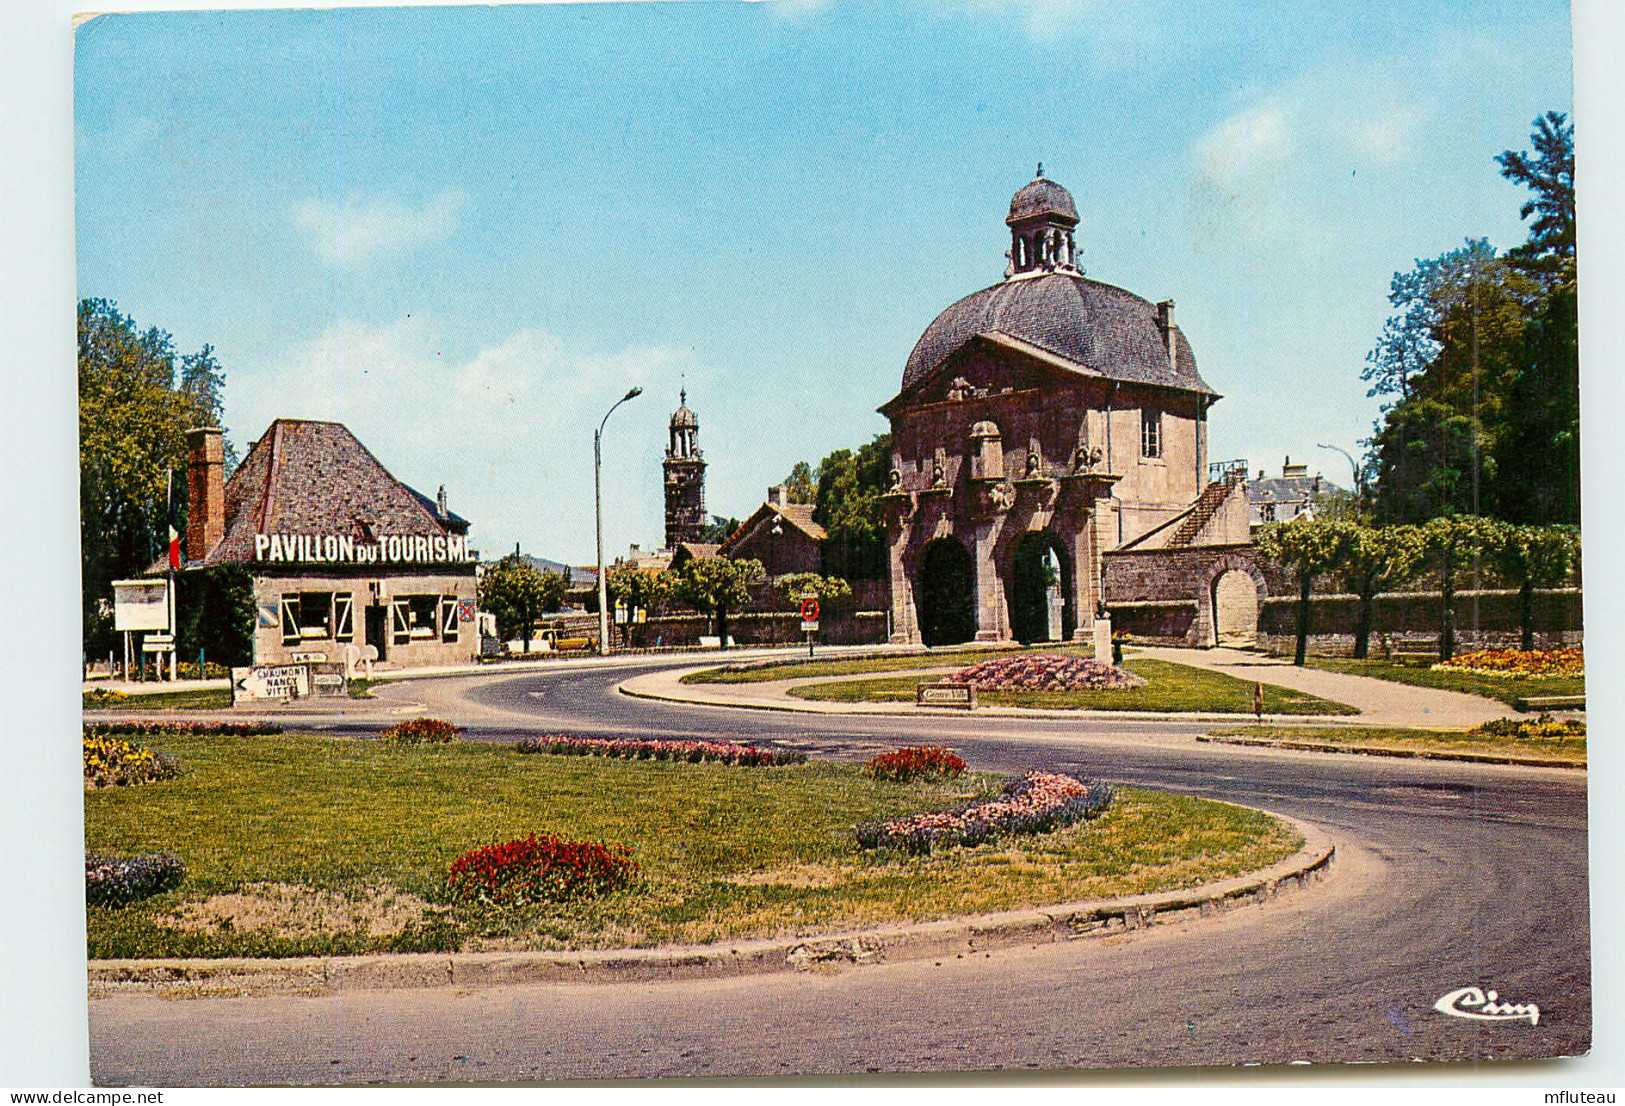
[946,654,1146,693]
[856,770,1113,853]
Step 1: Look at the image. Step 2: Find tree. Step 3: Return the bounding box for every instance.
[175,565,256,667]
[1497,111,1575,274]
[771,572,851,605]
[698,515,741,545]
[177,344,239,470]
[1487,523,1579,651]
[668,557,764,649]
[1338,524,1425,659]
[783,462,816,505]
[1363,113,1580,526]
[1421,515,1495,661]
[1254,519,1352,666]
[605,565,668,648]
[477,555,565,652]
[78,299,223,655]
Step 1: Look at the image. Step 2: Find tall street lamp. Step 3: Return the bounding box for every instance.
[1316,442,1363,501]
[595,386,643,656]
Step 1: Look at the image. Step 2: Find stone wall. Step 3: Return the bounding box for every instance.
[1256,588,1584,656]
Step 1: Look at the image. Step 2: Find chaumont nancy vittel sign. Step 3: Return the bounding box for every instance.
[254,532,475,565]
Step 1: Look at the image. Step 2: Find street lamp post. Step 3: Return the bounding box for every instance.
[1316,442,1363,502]
[595,386,643,656]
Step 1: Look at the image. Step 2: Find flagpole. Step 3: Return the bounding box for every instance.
[167,468,177,682]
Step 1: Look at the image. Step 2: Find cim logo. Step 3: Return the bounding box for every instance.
[1434,986,1540,1026]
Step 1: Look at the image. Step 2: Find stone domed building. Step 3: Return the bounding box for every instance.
[878,168,1254,647]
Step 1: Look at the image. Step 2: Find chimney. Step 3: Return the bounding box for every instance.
[1155,300,1177,367]
[436,485,449,518]
[768,485,788,509]
[185,427,225,562]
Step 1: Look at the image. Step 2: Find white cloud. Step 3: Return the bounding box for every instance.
[292,191,465,268]
[227,317,703,561]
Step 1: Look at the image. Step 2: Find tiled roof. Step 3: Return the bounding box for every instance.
[719,502,827,556]
[897,273,1214,399]
[199,419,463,566]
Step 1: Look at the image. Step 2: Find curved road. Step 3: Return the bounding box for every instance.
[90,656,1590,1084]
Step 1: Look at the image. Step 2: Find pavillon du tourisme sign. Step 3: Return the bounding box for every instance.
[253,532,475,565]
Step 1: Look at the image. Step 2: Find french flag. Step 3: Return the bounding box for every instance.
[167,480,181,571]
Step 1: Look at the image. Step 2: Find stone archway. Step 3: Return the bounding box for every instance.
[1006,530,1075,645]
[1211,568,1260,647]
[916,537,977,647]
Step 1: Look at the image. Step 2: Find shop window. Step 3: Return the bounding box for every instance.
[280,592,335,645]
[1141,409,1162,459]
[334,594,354,641]
[440,597,459,643]
[392,595,441,645]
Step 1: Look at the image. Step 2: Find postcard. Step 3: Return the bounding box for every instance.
[69,0,1594,1089]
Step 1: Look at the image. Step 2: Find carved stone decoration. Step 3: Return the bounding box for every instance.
[931,448,947,488]
[887,467,903,493]
[988,481,1016,512]
[1073,443,1104,473]
[1024,437,1043,478]
[946,377,971,402]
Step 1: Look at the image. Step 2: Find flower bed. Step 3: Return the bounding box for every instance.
[946,654,1146,692]
[857,770,1113,854]
[1469,713,1586,741]
[85,851,186,907]
[83,734,182,788]
[445,833,637,906]
[1434,648,1584,678]
[381,718,462,745]
[513,735,807,766]
[84,720,283,737]
[82,687,127,706]
[864,746,967,782]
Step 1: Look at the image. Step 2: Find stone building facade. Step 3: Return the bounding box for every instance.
[663,391,708,548]
[184,419,479,669]
[718,486,827,577]
[879,170,1233,646]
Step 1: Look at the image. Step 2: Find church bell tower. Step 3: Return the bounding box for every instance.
[663,390,707,548]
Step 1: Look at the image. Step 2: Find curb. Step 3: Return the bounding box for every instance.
[618,672,1360,726]
[1197,734,1585,770]
[88,813,1333,999]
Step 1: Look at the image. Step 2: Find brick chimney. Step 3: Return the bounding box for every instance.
[185,427,225,562]
[768,485,789,509]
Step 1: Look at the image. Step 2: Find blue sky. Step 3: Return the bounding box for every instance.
[73,0,1574,564]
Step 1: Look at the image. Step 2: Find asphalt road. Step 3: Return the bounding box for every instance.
[89,656,1591,1084]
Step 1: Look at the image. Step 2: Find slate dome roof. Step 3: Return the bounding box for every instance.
[1007,176,1078,225]
[899,272,1215,397]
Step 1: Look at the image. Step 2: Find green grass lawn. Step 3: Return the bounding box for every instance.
[1207,724,1586,765]
[84,732,1299,958]
[790,657,1358,715]
[83,687,235,712]
[1301,656,1585,708]
[680,644,1086,684]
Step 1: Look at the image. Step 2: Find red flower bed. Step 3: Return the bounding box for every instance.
[381,718,462,744]
[1435,648,1583,678]
[946,654,1146,693]
[864,746,967,782]
[513,735,806,766]
[445,833,638,906]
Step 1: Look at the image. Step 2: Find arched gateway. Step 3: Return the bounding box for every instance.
[878,169,1222,646]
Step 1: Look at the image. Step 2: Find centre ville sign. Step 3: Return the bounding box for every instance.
[253,532,476,565]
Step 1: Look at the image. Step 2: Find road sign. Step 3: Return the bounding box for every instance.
[800,619,819,632]
[112,580,170,632]
[798,597,820,622]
